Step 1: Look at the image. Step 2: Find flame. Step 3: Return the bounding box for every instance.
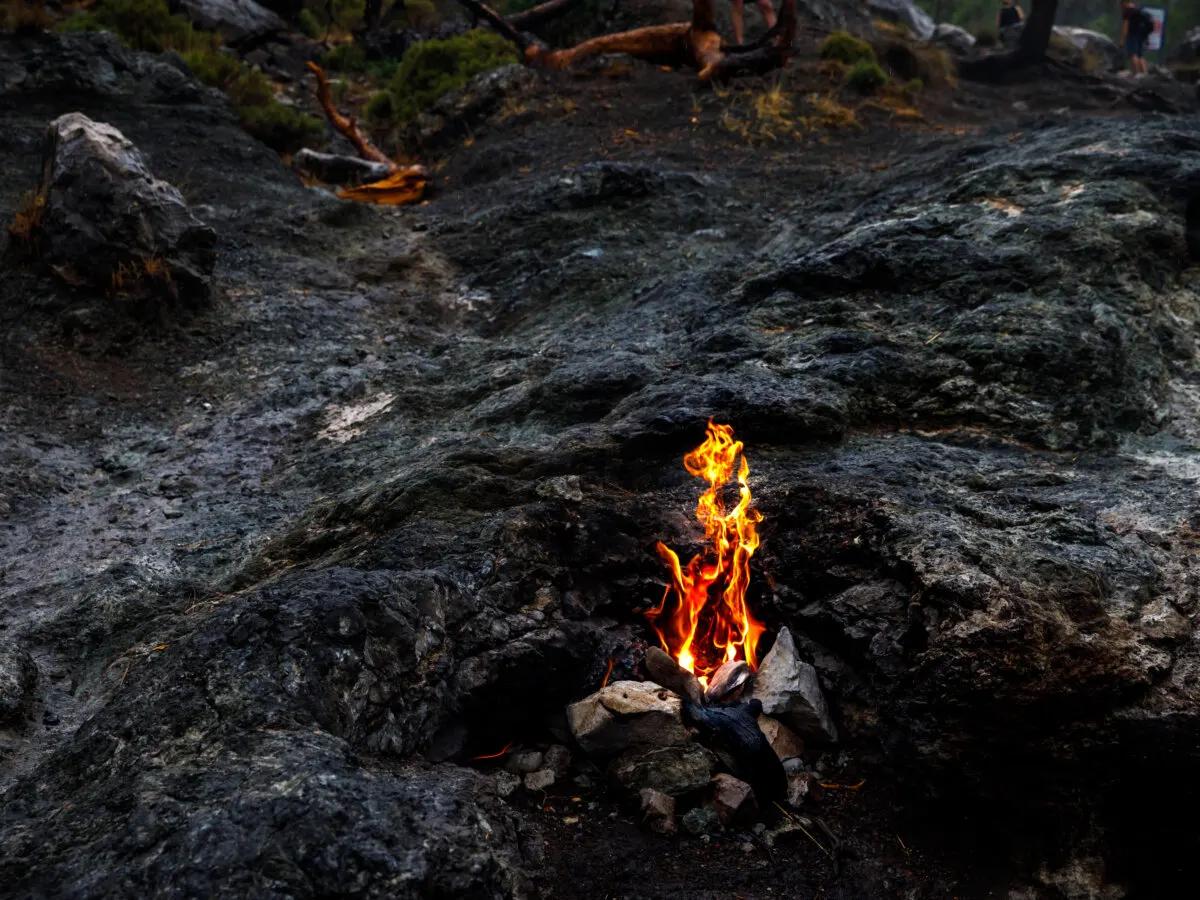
[646,421,766,682]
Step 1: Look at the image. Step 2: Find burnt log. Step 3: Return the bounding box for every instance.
[683,697,786,803]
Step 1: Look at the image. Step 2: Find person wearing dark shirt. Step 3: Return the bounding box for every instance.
[997,0,1024,30]
[1120,0,1152,75]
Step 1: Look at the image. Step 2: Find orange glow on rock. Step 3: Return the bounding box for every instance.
[646,421,766,682]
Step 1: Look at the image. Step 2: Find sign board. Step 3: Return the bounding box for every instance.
[1144,6,1166,52]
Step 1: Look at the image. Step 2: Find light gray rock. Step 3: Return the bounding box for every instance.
[171,0,286,46]
[786,772,814,807]
[494,770,521,798]
[1053,26,1124,72]
[33,113,215,305]
[868,0,935,40]
[567,680,691,755]
[611,744,717,797]
[750,628,837,743]
[523,769,555,792]
[704,659,751,704]
[933,22,976,55]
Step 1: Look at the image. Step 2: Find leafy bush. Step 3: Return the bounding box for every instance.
[365,90,395,123]
[297,8,323,38]
[378,29,519,125]
[819,31,876,65]
[844,58,888,94]
[59,0,321,154]
[324,42,368,72]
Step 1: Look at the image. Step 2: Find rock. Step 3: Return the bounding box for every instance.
[710,773,756,826]
[293,149,393,188]
[1173,26,1200,63]
[503,749,544,774]
[703,659,751,704]
[785,772,814,807]
[933,23,975,55]
[524,769,556,792]
[0,646,37,725]
[638,787,676,834]
[681,806,721,836]
[611,744,718,797]
[868,0,935,40]
[30,113,216,305]
[494,770,521,798]
[171,0,286,46]
[543,744,571,777]
[751,628,837,744]
[757,715,804,764]
[1054,26,1123,73]
[567,680,691,755]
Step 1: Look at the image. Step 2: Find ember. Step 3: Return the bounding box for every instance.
[647,421,766,684]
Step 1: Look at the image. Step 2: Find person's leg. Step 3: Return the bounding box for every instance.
[756,0,777,30]
[730,0,745,44]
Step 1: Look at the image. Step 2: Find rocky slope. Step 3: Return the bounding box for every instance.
[2,29,1199,899]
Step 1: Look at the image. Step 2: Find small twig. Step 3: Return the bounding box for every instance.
[773,802,832,860]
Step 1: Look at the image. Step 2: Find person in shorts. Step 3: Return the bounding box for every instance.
[1120,0,1152,75]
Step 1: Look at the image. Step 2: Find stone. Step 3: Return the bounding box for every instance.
[0,646,37,725]
[1053,26,1123,73]
[751,628,837,744]
[30,113,216,305]
[171,0,286,46]
[567,680,691,755]
[757,715,804,764]
[503,749,544,774]
[710,773,756,826]
[786,772,814,807]
[933,23,976,54]
[681,806,721,836]
[868,0,935,40]
[543,744,571,777]
[494,770,521,798]
[703,659,751,704]
[610,744,718,798]
[638,787,676,835]
[523,769,555,792]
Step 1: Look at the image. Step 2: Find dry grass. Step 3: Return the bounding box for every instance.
[718,82,863,143]
[109,256,174,295]
[7,189,46,247]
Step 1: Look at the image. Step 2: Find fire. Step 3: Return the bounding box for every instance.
[647,420,766,683]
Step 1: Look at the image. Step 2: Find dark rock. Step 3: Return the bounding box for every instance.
[0,647,37,725]
[543,744,572,777]
[30,113,216,305]
[413,65,539,151]
[170,0,286,47]
[524,768,555,791]
[504,749,545,774]
[681,806,721,836]
[611,744,718,797]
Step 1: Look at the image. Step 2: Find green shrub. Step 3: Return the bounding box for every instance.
[239,102,324,154]
[179,47,242,86]
[297,8,323,38]
[845,58,888,94]
[324,42,368,72]
[365,90,395,123]
[401,0,439,29]
[381,29,519,124]
[819,31,875,65]
[60,0,201,52]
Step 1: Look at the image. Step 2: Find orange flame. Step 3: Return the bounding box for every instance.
[646,421,766,683]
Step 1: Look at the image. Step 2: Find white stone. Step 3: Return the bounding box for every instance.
[567,680,690,755]
[750,628,837,743]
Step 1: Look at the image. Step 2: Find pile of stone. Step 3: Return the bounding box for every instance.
[562,627,835,836]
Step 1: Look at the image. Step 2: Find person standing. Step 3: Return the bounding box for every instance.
[730,0,777,45]
[1120,0,1153,75]
[997,0,1025,30]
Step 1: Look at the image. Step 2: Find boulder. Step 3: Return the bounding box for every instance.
[611,743,717,797]
[710,773,756,825]
[567,680,691,755]
[757,715,805,764]
[1054,26,1123,72]
[29,113,216,305]
[0,646,37,725]
[171,0,286,46]
[750,628,837,743]
[868,0,935,40]
[933,22,976,55]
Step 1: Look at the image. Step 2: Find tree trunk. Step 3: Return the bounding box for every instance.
[1015,0,1057,63]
